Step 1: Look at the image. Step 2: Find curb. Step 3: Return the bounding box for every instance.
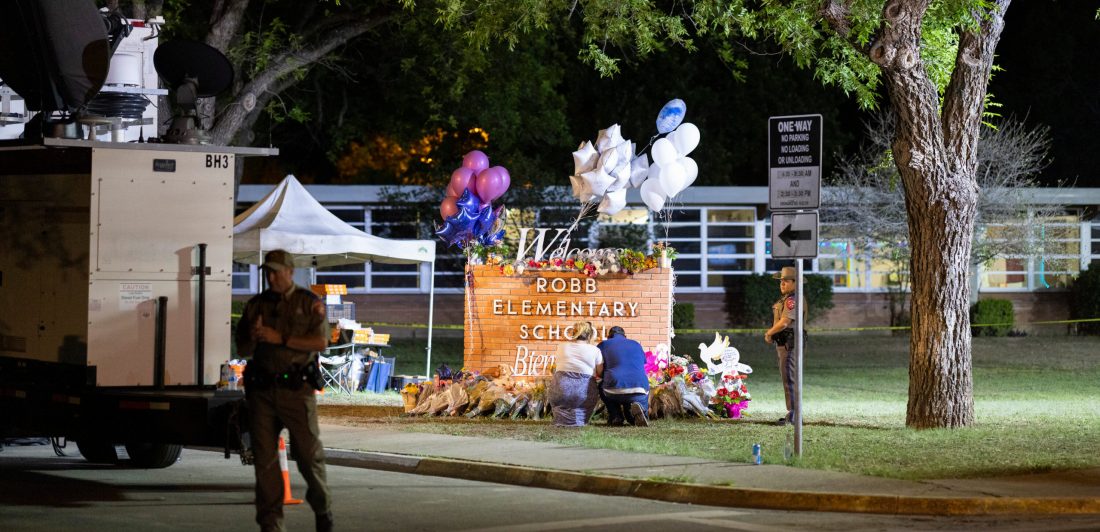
[324,448,1100,516]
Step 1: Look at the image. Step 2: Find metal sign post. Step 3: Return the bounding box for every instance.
[768,114,822,459]
[795,261,804,457]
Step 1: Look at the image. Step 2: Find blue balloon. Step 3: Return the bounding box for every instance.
[478,228,505,247]
[435,220,472,247]
[656,99,687,134]
[473,204,496,236]
[435,189,489,247]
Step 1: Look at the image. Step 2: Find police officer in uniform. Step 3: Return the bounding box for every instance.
[236,250,333,532]
[764,266,804,426]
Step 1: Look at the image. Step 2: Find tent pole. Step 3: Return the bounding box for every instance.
[425,260,436,378]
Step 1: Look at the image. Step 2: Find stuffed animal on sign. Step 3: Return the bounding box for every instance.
[699,333,753,376]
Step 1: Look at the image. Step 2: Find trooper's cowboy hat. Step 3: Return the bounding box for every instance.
[771,266,796,281]
[261,249,295,271]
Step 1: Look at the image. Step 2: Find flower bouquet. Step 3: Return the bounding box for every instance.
[400,383,420,412]
[711,373,751,419]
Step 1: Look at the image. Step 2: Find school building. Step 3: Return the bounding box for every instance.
[235,185,1100,332]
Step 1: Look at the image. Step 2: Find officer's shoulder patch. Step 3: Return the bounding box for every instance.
[786,297,795,311]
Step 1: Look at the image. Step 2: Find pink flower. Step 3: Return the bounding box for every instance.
[724,400,749,419]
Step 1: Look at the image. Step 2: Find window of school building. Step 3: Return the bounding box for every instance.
[233,185,1100,296]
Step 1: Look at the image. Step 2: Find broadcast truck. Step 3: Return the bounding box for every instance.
[0,2,273,467]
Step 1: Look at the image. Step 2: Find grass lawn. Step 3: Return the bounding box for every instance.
[320,333,1100,481]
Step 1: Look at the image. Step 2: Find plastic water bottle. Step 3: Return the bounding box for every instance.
[752,443,762,465]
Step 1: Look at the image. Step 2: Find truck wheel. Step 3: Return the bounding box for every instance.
[76,440,119,464]
[124,443,183,469]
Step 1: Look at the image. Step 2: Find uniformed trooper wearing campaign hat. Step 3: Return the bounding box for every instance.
[236,249,334,532]
[763,266,806,426]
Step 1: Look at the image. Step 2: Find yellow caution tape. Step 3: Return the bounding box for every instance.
[231,314,1100,334]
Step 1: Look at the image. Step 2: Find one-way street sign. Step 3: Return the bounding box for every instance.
[768,114,822,211]
[771,212,818,259]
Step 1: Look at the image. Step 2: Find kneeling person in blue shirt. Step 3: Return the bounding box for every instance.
[597,326,651,427]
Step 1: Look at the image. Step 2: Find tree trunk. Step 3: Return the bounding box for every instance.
[858,0,1010,428]
[902,160,978,428]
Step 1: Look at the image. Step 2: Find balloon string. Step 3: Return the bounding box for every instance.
[556,200,597,257]
[632,133,661,163]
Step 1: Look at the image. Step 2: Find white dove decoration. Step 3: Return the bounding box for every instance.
[698,332,753,376]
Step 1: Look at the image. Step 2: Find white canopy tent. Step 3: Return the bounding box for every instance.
[233,175,438,375]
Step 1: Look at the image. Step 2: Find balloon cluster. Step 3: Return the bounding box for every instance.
[569,124,648,216]
[436,150,509,248]
[639,100,700,212]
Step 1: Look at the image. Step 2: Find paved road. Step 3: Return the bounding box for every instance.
[1,444,1098,531]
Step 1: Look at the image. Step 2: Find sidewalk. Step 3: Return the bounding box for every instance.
[318,423,1100,516]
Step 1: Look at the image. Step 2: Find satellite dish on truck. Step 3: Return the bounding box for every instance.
[154,40,234,145]
[0,0,111,139]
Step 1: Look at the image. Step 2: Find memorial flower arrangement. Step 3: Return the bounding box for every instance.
[500,246,670,278]
[711,373,751,419]
[652,241,678,262]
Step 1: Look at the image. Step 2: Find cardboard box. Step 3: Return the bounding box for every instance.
[310,284,348,296]
[352,328,374,344]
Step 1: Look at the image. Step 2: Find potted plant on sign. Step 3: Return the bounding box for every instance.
[654,241,677,268]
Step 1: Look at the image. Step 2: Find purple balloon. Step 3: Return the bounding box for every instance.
[448,167,477,198]
[462,150,490,173]
[478,166,510,203]
[475,167,507,204]
[495,166,510,194]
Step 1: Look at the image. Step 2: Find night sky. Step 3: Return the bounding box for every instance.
[990,1,1100,187]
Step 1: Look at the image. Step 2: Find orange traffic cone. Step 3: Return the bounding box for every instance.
[278,437,303,505]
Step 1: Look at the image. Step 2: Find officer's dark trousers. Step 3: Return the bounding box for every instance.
[775,341,799,422]
[249,385,331,532]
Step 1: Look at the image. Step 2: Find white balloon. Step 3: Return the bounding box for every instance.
[660,161,687,197]
[652,138,678,166]
[597,146,620,174]
[598,188,627,215]
[629,152,650,188]
[608,162,631,192]
[614,139,633,162]
[671,123,700,155]
[572,141,599,175]
[646,162,663,188]
[582,168,615,198]
[569,174,595,203]
[596,124,624,152]
[665,129,680,150]
[640,177,667,212]
[681,156,698,189]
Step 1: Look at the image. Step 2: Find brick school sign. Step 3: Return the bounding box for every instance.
[463,265,673,377]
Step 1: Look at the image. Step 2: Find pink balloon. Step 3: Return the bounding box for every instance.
[476,166,509,203]
[448,167,476,198]
[462,150,490,173]
[440,197,459,220]
[496,166,511,194]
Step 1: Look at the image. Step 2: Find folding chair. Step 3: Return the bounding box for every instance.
[319,344,354,393]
